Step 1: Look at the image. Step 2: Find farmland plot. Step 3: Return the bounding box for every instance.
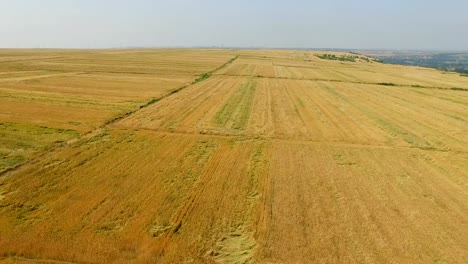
[0,49,467,263]
[236,53,468,89]
[0,129,269,263]
[0,49,235,172]
[257,141,468,263]
[120,77,467,151]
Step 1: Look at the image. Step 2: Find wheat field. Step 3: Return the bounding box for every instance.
[0,49,467,263]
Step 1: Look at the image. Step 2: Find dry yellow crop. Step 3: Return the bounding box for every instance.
[0,49,467,263]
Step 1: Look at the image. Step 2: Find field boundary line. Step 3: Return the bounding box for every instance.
[0,55,239,178]
[98,55,239,127]
[215,73,468,91]
[0,71,85,82]
[112,127,468,154]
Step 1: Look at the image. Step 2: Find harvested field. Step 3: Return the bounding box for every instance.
[0,49,235,171]
[120,78,467,151]
[0,49,467,263]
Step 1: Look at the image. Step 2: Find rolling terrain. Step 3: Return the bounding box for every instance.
[0,49,467,263]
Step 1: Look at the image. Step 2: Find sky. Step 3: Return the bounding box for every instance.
[1,0,467,50]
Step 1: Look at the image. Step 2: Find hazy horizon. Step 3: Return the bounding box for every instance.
[1,0,467,51]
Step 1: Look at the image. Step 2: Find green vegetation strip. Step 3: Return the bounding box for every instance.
[192,56,239,85]
[213,79,257,130]
[377,82,397,86]
[0,155,27,173]
[316,54,358,62]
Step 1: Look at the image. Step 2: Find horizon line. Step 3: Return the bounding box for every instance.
[1,46,468,53]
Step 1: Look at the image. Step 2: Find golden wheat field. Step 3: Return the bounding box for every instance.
[0,49,467,263]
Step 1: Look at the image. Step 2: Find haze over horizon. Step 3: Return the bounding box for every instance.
[1,0,467,51]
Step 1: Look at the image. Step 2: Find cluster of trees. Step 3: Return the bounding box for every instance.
[316,54,358,62]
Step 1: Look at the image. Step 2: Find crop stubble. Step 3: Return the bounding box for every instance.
[0,50,467,263]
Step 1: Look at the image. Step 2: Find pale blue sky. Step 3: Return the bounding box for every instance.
[1,0,467,50]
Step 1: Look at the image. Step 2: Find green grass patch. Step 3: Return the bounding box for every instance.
[0,122,80,172]
[0,155,27,173]
[247,141,269,200]
[187,139,218,164]
[212,79,257,130]
[0,122,80,150]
